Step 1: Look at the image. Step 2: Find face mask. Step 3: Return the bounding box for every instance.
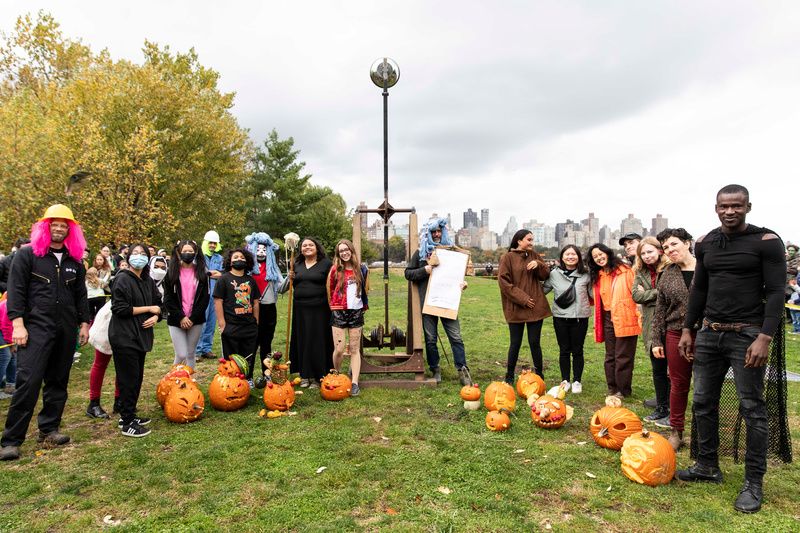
[231,260,247,271]
[128,254,148,269]
[151,268,166,281]
[180,252,196,264]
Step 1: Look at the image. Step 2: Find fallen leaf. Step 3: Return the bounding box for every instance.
[415,494,422,503]
[576,441,587,446]
[523,459,532,463]
[495,493,502,500]
[287,411,298,416]
[513,449,525,453]
[34,450,45,457]
[102,515,121,526]
[386,508,398,515]
[446,403,454,407]
[295,390,304,395]
[372,416,382,423]
[316,466,327,474]
[606,486,612,492]
[406,408,411,413]
[494,361,503,366]
[380,436,390,441]
[585,472,596,479]
[437,486,452,495]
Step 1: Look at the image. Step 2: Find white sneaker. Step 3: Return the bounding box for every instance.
[571,381,582,394]
[73,351,81,363]
[559,380,571,392]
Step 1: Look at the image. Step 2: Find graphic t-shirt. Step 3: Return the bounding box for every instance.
[213,271,261,334]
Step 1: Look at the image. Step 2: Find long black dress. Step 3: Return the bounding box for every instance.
[289,257,334,381]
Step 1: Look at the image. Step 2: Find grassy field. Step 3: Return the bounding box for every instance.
[1,270,798,532]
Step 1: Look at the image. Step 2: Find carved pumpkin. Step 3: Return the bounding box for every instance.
[620,428,676,486]
[590,396,643,450]
[530,394,572,429]
[516,370,545,399]
[486,409,512,431]
[156,369,192,407]
[217,354,249,378]
[484,381,517,412]
[163,381,205,423]
[263,381,296,411]
[208,373,251,411]
[320,370,352,401]
[460,384,481,402]
[169,363,195,375]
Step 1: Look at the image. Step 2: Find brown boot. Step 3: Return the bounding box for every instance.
[668,429,684,451]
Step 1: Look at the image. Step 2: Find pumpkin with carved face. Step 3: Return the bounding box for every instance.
[486,409,511,431]
[163,380,205,423]
[263,381,296,411]
[530,394,572,429]
[620,428,676,486]
[460,384,482,410]
[208,356,251,411]
[320,370,352,401]
[484,381,517,412]
[590,396,643,450]
[156,369,192,407]
[516,370,545,399]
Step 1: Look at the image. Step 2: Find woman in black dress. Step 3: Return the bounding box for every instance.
[289,237,334,388]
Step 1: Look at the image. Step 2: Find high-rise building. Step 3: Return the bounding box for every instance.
[463,208,479,229]
[555,219,576,248]
[581,212,600,244]
[357,201,369,233]
[481,208,490,229]
[620,214,644,237]
[651,214,668,237]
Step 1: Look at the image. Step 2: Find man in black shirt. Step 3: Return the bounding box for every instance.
[675,185,785,513]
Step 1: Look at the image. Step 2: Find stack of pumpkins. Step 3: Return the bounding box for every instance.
[589,395,676,486]
[156,364,205,423]
[261,363,297,417]
[208,355,251,411]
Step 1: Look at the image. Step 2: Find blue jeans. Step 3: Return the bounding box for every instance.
[195,298,217,355]
[692,326,767,481]
[0,346,16,387]
[422,313,467,370]
[790,309,800,333]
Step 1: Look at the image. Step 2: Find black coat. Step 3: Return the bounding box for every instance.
[109,269,163,353]
[162,272,209,327]
[0,250,16,293]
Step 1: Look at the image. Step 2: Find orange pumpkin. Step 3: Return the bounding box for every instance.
[208,373,251,411]
[486,409,512,431]
[217,354,249,378]
[516,370,545,399]
[156,369,192,407]
[620,428,676,486]
[530,394,569,429]
[460,384,481,402]
[590,396,643,450]
[163,381,205,423]
[263,381,296,411]
[320,370,352,401]
[484,381,517,411]
[169,363,195,375]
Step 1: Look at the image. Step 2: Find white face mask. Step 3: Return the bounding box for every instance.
[151,268,167,281]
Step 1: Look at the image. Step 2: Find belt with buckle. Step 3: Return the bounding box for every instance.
[702,319,759,332]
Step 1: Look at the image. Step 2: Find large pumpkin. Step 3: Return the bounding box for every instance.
[530,394,570,429]
[486,409,511,431]
[484,381,517,411]
[320,370,352,401]
[163,381,205,423]
[620,428,676,486]
[263,381,296,411]
[589,396,643,450]
[516,370,545,399]
[156,369,192,407]
[208,374,251,411]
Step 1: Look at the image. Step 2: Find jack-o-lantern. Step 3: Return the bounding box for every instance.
[590,396,643,450]
[217,354,249,378]
[169,363,195,375]
[486,409,512,431]
[263,381,296,411]
[516,370,545,399]
[620,428,676,486]
[156,369,192,407]
[461,384,481,410]
[209,374,251,411]
[163,381,205,423]
[484,381,517,412]
[320,370,352,401]
[530,394,572,429]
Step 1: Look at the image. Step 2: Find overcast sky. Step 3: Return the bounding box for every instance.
[4,1,798,242]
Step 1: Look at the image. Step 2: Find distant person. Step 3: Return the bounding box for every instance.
[786,242,799,277]
[163,240,208,370]
[404,218,471,385]
[0,238,31,294]
[112,244,128,274]
[619,232,642,265]
[85,267,108,321]
[0,297,16,400]
[675,185,786,514]
[149,256,168,299]
[195,230,224,360]
[91,252,112,293]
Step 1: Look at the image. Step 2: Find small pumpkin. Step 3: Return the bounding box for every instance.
[163,380,205,423]
[516,370,545,399]
[263,380,296,411]
[530,394,572,429]
[486,409,512,431]
[156,369,192,407]
[208,373,251,411]
[320,370,352,401]
[484,381,517,412]
[620,428,676,486]
[589,396,643,450]
[460,384,481,402]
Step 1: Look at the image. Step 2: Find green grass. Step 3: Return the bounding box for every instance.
[1,271,799,532]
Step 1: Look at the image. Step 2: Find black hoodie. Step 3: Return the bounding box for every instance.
[109,269,163,352]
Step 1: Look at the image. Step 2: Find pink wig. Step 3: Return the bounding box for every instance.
[30,219,87,263]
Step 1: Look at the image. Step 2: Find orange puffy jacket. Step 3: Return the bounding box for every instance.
[593,264,641,342]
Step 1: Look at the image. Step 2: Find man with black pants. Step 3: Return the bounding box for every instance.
[675,185,785,513]
[0,205,90,461]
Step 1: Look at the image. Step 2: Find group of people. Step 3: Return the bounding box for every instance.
[0,184,789,514]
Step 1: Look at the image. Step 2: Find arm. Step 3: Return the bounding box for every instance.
[745,235,787,368]
[162,280,184,321]
[542,275,553,295]
[215,298,225,332]
[111,277,160,318]
[7,249,32,346]
[0,256,8,293]
[680,236,708,360]
[497,255,534,306]
[650,276,668,356]
[74,262,91,344]
[404,252,430,282]
[533,252,550,281]
[631,270,658,304]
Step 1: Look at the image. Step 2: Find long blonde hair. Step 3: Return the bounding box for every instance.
[86,267,102,288]
[332,239,365,296]
[633,237,669,273]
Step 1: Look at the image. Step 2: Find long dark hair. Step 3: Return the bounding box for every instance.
[508,229,532,252]
[558,244,586,274]
[586,243,621,284]
[224,247,255,273]
[294,237,327,264]
[168,239,207,286]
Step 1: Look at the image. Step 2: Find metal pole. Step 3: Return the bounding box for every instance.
[382,81,390,332]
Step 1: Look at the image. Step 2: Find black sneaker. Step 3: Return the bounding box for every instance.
[86,404,110,419]
[674,462,724,483]
[733,480,763,513]
[643,398,658,408]
[120,422,151,438]
[644,408,669,422]
[118,417,151,429]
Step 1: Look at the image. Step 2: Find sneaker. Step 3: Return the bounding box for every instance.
[120,422,151,438]
[300,379,310,388]
[571,381,582,394]
[653,416,672,429]
[733,480,763,513]
[432,367,442,383]
[458,366,472,386]
[643,398,658,408]
[86,404,110,419]
[644,408,669,422]
[73,351,81,363]
[559,380,571,392]
[37,431,70,446]
[350,383,360,397]
[674,462,724,483]
[308,381,319,390]
[0,445,20,461]
[0,391,10,400]
[118,417,151,429]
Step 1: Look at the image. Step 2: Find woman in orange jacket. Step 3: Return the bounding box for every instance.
[586,243,641,397]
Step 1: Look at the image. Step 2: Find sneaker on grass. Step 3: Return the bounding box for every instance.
[118,417,151,429]
[121,422,151,438]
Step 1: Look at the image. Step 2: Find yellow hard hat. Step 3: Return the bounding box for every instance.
[40,204,76,222]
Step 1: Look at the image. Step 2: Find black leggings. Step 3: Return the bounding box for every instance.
[552,317,588,382]
[506,320,544,380]
[256,303,278,375]
[88,296,106,321]
[113,348,146,426]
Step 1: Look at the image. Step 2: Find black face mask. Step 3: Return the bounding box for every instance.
[231,260,247,271]
[180,252,196,264]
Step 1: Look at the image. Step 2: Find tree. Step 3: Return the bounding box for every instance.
[360,237,380,264]
[387,235,407,263]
